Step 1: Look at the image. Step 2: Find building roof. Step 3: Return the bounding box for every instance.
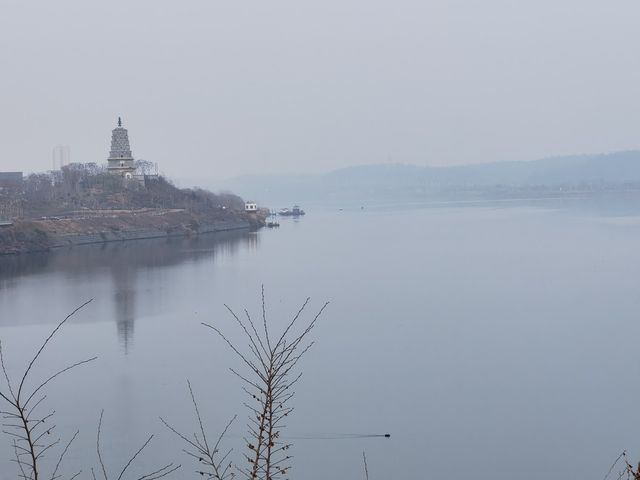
[0,172,23,186]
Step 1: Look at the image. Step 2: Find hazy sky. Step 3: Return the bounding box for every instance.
[1,0,639,181]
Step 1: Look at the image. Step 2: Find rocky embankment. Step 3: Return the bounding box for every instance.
[0,208,266,255]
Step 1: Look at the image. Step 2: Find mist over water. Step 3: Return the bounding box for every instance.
[0,202,639,479]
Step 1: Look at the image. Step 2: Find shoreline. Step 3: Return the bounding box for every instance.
[0,209,265,256]
[48,219,252,250]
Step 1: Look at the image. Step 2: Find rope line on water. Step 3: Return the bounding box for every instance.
[224,431,391,440]
[284,433,391,440]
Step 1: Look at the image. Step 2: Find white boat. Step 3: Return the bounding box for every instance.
[279,205,305,216]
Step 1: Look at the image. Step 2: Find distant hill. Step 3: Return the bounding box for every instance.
[206,151,640,205]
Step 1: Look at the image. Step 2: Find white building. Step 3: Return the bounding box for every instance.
[107,117,136,177]
[245,202,258,212]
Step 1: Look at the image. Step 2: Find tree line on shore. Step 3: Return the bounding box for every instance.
[1,162,244,219]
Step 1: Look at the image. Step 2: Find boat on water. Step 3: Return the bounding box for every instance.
[266,211,280,228]
[279,205,305,216]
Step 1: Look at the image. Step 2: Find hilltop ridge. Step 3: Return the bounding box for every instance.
[208,150,640,204]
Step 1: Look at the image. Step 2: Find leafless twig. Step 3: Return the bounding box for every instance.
[95,410,180,480]
[161,381,236,479]
[363,451,369,480]
[0,300,96,480]
[202,286,328,480]
[604,451,640,480]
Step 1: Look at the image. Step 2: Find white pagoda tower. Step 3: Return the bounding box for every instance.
[107,117,136,176]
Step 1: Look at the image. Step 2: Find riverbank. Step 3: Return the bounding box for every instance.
[0,208,266,255]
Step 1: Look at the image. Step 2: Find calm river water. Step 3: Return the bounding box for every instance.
[0,201,639,479]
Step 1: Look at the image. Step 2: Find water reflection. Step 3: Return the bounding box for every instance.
[112,261,136,353]
[0,231,257,279]
[2,205,640,480]
[0,230,258,350]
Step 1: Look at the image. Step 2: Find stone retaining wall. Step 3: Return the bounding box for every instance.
[49,219,250,249]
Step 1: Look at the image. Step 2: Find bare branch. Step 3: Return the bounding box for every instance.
[16,299,93,404]
[98,411,180,480]
[117,435,154,480]
[162,381,235,480]
[207,287,328,480]
[0,300,94,480]
[363,451,369,480]
[96,410,108,480]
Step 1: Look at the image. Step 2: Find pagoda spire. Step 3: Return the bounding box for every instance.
[118,116,122,127]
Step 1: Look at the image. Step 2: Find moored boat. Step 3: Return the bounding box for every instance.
[279,205,305,216]
[266,211,280,227]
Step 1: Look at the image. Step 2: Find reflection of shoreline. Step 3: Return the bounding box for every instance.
[0,230,258,350]
[0,230,257,280]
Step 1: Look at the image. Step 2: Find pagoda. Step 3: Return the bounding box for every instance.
[107,117,136,177]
